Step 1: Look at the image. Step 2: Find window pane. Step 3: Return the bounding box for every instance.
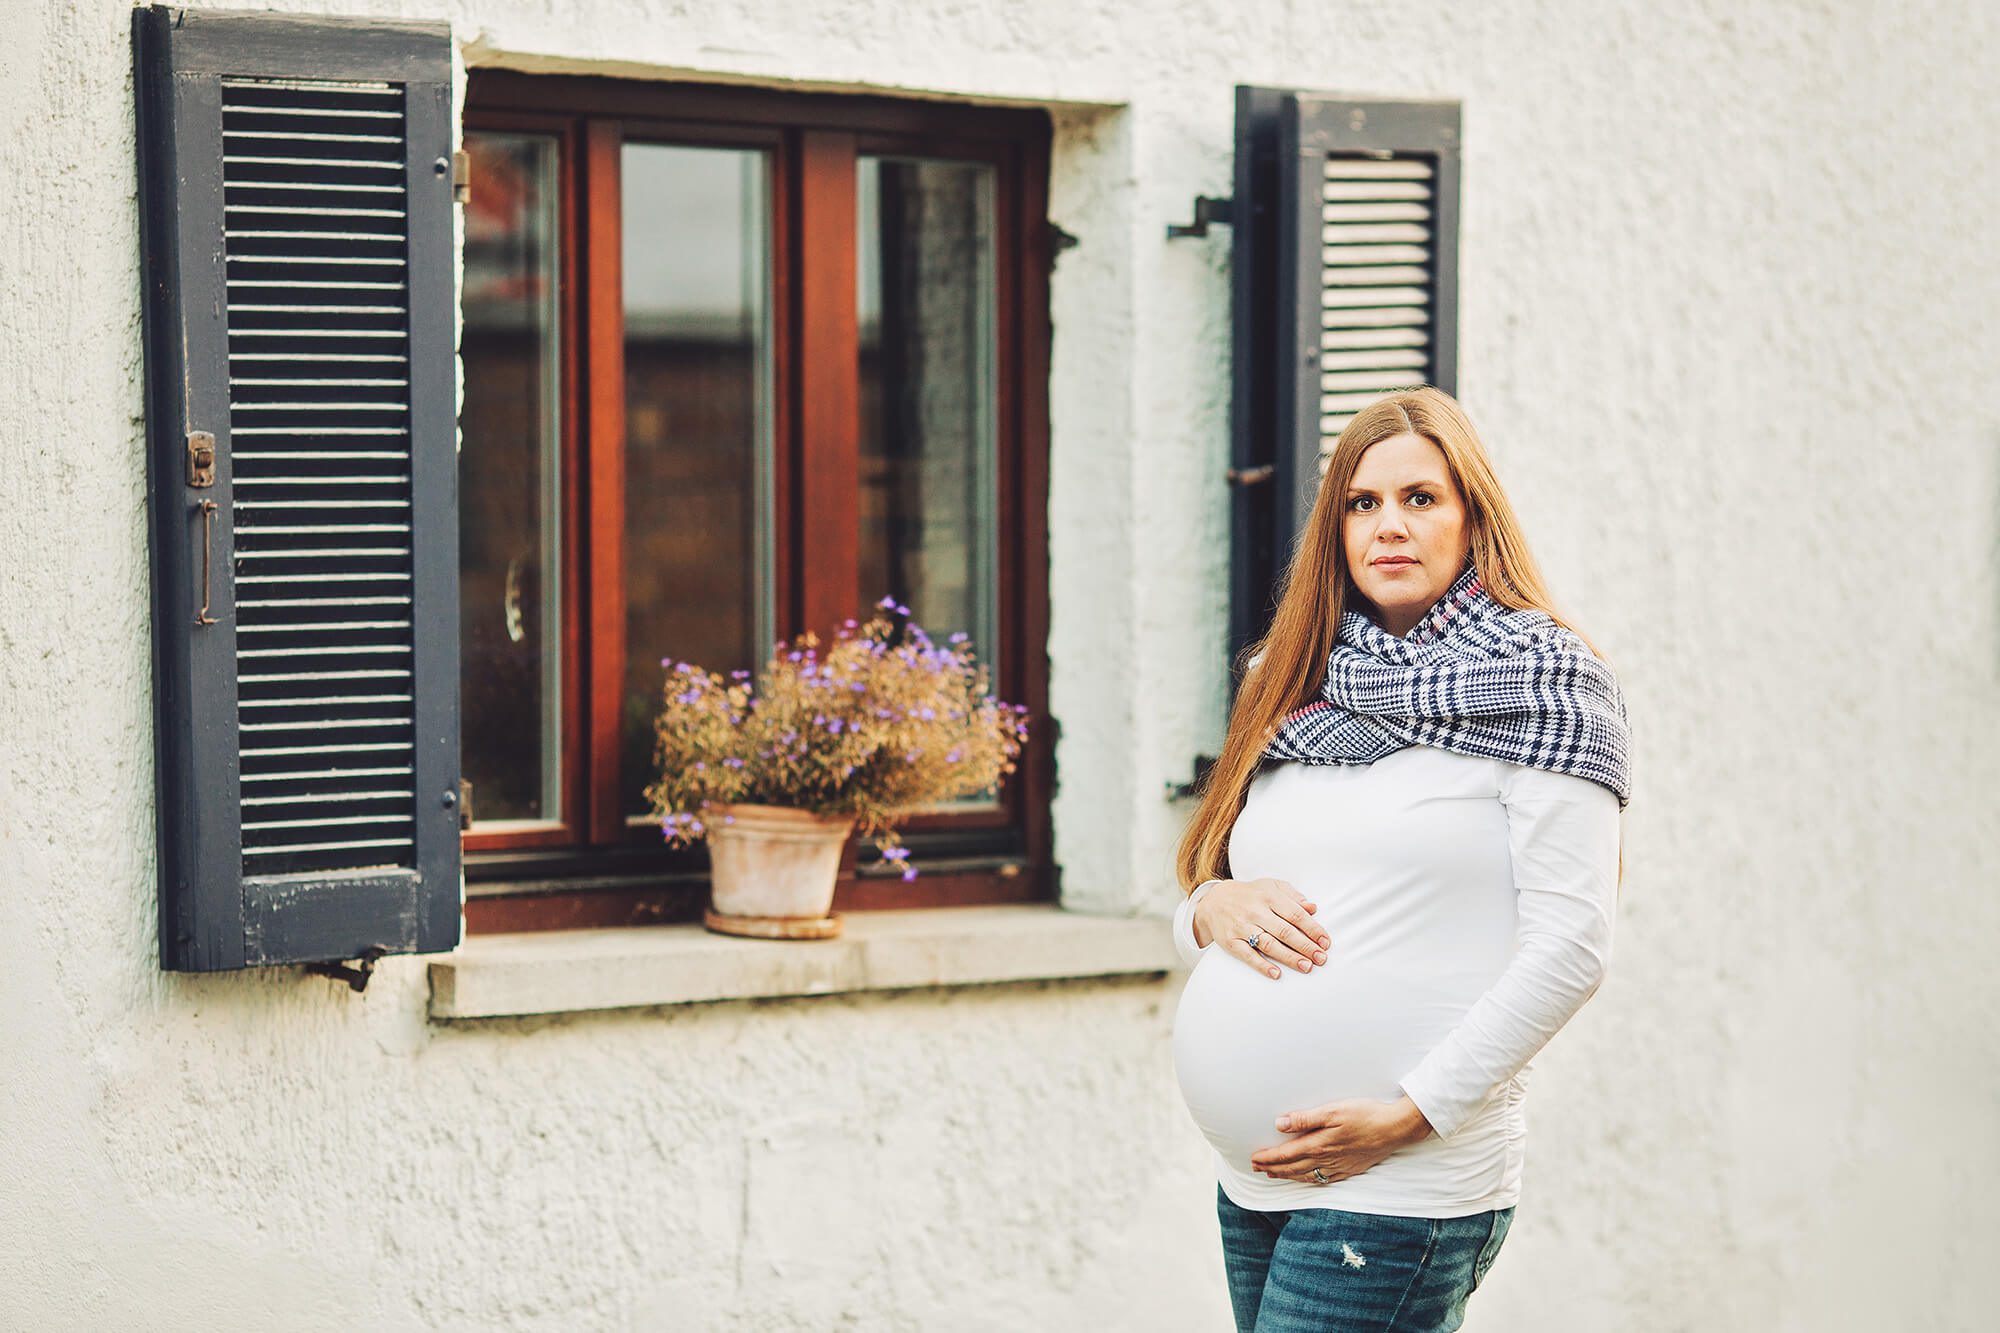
[460,132,563,824]
[857,157,1000,810]
[621,143,775,819]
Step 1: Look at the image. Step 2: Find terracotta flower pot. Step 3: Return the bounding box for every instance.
[702,802,855,939]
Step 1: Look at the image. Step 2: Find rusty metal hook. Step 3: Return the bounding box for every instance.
[195,499,219,626]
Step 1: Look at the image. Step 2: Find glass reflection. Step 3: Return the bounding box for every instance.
[460,131,563,824]
[621,143,775,819]
[858,156,1000,810]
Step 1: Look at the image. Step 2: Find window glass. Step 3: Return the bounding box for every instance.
[460,131,563,823]
[857,156,1000,810]
[620,143,776,819]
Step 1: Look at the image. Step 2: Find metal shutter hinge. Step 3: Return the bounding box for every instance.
[1169,753,1219,799]
[304,946,386,993]
[1045,221,1078,268]
[1166,195,1233,239]
[451,149,471,205]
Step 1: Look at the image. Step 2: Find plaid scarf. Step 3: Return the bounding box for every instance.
[1262,561,1632,808]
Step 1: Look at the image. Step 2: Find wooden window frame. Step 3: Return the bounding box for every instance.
[460,74,1054,933]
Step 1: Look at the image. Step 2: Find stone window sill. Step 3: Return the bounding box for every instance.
[427,903,1182,1020]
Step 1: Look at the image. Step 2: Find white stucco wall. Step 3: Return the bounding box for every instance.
[3,0,1997,1328]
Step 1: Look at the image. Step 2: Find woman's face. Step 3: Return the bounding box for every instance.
[1340,432,1471,637]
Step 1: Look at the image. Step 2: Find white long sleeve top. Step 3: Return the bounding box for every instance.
[1168,744,1621,1216]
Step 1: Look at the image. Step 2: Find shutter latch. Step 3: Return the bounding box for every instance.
[186,430,215,487]
[1166,195,1233,239]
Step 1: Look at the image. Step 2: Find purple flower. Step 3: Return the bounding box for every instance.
[876,595,897,610]
[945,749,960,763]
[918,707,935,720]
[881,846,910,862]
[828,718,844,733]
[900,866,918,882]
[723,814,735,825]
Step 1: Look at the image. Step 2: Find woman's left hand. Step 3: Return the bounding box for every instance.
[1248,1095,1435,1184]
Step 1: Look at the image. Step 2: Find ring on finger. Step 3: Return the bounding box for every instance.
[1245,929,1263,951]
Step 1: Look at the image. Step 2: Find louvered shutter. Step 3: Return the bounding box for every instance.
[1227,88,1460,677]
[133,6,461,972]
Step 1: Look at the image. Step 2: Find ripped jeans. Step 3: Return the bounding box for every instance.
[1215,1184,1515,1332]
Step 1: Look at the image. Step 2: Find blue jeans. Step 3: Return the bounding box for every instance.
[1215,1183,1515,1332]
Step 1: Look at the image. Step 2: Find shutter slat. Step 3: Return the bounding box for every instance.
[226,231,410,243]
[235,449,408,458]
[1320,328,1430,350]
[239,669,413,683]
[238,595,412,609]
[236,524,412,536]
[235,476,409,486]
[1322,244,1431,265]
[244,765,413,781]
[245,787,414,801]
[225,153,406,168]
[1319,348,1428,370]
[223,129,403,144]
[244,838,414,857]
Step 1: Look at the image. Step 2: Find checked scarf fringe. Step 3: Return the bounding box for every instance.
[1262,561,1633,808]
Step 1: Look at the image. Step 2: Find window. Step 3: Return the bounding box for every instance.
[457,76,1055,932]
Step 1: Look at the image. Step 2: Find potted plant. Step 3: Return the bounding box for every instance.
[644,597,1031,939]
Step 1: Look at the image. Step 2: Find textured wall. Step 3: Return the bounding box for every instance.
[3,0,1997,1328]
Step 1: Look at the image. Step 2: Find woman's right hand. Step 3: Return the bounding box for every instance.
[1191,878,1331,980]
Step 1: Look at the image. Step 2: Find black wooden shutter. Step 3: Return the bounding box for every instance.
[134,6,461,972]
[1227,88,1461,678]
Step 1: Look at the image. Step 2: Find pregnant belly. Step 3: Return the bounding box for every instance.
[1171,948,1481,1172]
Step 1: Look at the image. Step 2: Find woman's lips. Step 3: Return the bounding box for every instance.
[1373,558,1417,568]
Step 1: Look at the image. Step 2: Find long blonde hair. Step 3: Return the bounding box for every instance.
[1173,385,1623,890]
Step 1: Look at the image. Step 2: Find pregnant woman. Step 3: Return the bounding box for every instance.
[1170,386,1631,1332]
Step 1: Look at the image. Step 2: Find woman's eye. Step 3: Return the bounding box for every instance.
[1409,492,1433,507]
